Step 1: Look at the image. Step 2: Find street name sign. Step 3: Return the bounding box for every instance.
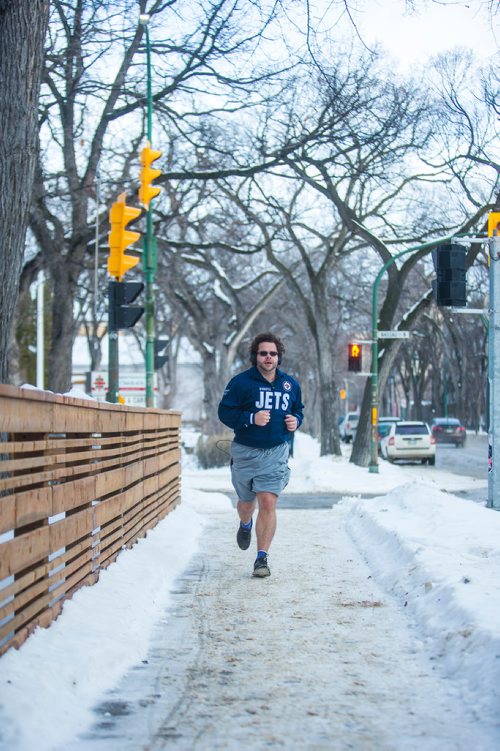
[378,331,410,339]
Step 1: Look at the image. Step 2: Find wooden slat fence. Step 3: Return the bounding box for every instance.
[0,384,181,655]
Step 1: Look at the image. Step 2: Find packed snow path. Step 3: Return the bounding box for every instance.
[64,503,497,751]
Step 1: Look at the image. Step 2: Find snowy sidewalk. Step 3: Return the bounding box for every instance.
[61,500,498,751]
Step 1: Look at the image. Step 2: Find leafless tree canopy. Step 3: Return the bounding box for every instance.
[2,0,498,462]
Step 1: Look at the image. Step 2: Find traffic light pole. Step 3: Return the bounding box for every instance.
[141,15,157,408]
[107,282,119,403]
[108,334,119,403]
[369,235,455,473]
[106,196,143,404]
[487,232,500,510]
[145,210,156,407]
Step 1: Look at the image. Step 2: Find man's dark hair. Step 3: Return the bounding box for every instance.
[249,332,285,365]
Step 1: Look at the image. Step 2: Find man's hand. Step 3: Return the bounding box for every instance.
[254,410,271,426]
[285,415,298,432]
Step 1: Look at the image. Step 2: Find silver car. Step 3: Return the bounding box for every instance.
[380,421,436,465]
[339,412,359,443]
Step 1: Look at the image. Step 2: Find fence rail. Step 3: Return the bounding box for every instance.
[0,384,181,655]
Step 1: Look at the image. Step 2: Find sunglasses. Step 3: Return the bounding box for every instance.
[257,350,278,357]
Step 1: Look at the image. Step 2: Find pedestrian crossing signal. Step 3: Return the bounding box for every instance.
[108,280,144,332]
[348,343,362,372]
[432,243,466,307]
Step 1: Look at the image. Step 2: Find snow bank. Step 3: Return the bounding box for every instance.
[0,486,226,751]
[345,486,500,720]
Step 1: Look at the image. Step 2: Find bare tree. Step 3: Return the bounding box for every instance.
[155,175,285,432]
[429,52,499,210]
[211,52,448,455]
[21,0,291,391]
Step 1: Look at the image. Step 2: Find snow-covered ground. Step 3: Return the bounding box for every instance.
[1,431,499,750]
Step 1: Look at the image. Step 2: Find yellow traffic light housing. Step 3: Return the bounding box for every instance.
[107,192,141,281]
[488,212,500,237]
[139,141,162,209]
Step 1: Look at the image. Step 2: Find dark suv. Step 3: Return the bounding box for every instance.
[430,417,466,447]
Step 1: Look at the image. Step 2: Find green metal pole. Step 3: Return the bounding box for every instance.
[145,24,152,143]
[142,19,155,408]
[107,281,119,403]
[108,333,119,403]
[145,214,155,407]
[369,233,456,473]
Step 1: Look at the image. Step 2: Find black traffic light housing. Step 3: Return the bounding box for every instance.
[108,280,144,332]
[432,243,467,307]
[154,339,169,370]
[348,343,362,372]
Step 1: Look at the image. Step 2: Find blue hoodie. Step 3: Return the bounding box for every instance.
[218,366,304,449]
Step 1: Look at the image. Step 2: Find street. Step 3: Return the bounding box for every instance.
[223,434,490,510]
[434,433,487,480]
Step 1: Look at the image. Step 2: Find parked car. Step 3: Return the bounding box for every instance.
[377,417,400,450]
[378,416,401,426]
[430,417,466,447]
[377,422,393,451]
[380,421,436,465]
[340,412,359,443]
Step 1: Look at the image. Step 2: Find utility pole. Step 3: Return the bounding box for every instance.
[139,14,162,407]
[487,217,500,509]
[106,194,143,403]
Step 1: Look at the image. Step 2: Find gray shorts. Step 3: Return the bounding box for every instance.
[230,441,291,502]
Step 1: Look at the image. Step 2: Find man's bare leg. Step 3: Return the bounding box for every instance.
[255,491,277,553]
[251,492,277,577]
[237,499,256,525]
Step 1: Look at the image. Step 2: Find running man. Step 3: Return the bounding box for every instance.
[218,333,304,577]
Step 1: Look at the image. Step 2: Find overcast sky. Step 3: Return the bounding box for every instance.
[346,0,498,68]
[302,1,498,72]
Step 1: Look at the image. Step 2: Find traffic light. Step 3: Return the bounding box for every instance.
[432,243,467,307]
[488,212,500,237]
[154,339,169,370]
[108,280,144,332]
[139,141,162,209]
[108,193,141,281]
[348,343,362,372]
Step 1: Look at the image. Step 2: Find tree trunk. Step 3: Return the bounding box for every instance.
[317,345,341,456]
[201,351,225,435]
[351,381,372,467]
[48,266,78,393]
[0,0,49,382]
[310,301,341,456]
